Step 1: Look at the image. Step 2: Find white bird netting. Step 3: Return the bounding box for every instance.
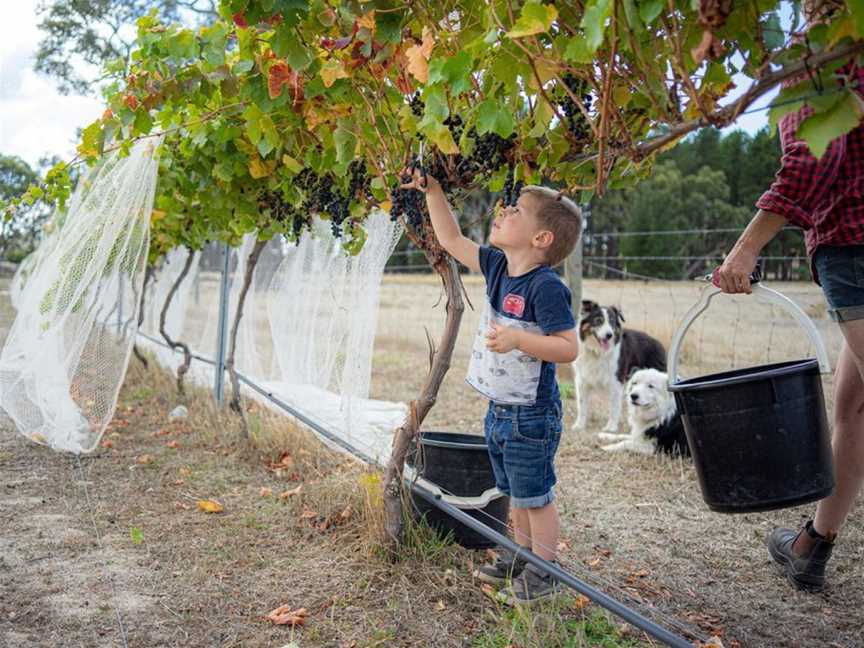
[1,139,160,453]
[137,211,406,465]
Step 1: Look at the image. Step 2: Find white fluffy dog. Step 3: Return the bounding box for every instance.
[597,368,690,457]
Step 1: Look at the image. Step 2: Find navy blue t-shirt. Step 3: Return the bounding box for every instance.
[465,246,575,407]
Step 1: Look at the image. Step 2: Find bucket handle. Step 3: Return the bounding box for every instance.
[668,282,831,383]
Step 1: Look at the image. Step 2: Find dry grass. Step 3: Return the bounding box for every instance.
[1,352,650,648]
[3,274,861,648]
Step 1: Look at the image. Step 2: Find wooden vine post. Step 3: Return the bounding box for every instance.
[382,220,465,551]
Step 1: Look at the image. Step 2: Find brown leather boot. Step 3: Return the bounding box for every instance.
[767,520,835,592]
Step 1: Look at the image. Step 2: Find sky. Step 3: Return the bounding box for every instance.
[0,0,778,170]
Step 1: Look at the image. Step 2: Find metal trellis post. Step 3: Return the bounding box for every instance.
[214,242,231,406]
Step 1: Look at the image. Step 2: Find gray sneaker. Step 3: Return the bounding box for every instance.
[499,562,562,606]
[767,520,835,592]
[474,547,527,585]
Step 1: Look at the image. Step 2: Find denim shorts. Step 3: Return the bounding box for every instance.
[483,400,563,509]
[813,245,864,322]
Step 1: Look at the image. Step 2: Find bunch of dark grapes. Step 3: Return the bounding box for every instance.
[294,168,351,238]
[559,74,593,142]
[501,165,524,207]
[259,191,312,240]
[348,160,371,201]
[449,130,517,191]
[443,114,464,141]
[390,174,427,237]
[409,92,424,118]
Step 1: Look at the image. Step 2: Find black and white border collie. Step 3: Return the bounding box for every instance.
[572,300,666,434]
[598,368,690,457]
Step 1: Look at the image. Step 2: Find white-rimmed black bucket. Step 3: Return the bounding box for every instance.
[667,282,835,513]
[405,431,509,548]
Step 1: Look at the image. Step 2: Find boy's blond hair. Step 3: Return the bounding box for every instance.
[521,185,582,267]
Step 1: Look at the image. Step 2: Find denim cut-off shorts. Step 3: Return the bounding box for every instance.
[813,245,864,322]
[483,401,563,509]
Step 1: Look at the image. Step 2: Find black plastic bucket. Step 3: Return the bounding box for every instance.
[669,359,835,512]
[668,281,835,513]
[406,431,509,549]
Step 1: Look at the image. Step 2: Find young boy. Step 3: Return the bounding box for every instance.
[400,169,581,605]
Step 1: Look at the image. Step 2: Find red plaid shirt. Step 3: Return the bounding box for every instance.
[756,64,864,263]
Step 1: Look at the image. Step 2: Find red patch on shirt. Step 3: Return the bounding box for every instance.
[502,293,526,318]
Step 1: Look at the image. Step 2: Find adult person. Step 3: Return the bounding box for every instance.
[713,0,860,592]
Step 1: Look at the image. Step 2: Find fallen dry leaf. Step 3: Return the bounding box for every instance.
[279,485,303,499]
[260,487,272,497]
[173,479,184,486]
[166,440,180,449]
[479,583,497,601]
[587,557,602,568]
[136,454,153,465]
[299,508,318,520]
[339,505,352,520]
[174,501,190,511]
[179,466,192,476]
[268,451,294,472]
[154,428,171,437]
[100,439,114,449]
[264,604,308,626]
[435,599,446,611]
[197,499,224,514]
[572,594,591,610]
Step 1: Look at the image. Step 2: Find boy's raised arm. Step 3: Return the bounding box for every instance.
[400,170,480,273]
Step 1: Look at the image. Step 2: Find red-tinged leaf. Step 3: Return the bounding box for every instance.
[123,95,139,110]
[100,439,114,449]
[102,108,113,121]
[260,487,272,497]
[268,61,293,99]
[267,451,294,473]
[232,12,248,28]
[268,13,283,26]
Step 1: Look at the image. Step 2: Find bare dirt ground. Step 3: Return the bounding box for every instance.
[2,274,862,647]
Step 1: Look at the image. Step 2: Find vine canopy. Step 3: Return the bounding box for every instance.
[6,0,864,259]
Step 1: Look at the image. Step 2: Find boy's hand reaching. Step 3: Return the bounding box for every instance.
[399,166,439,194]
[486,323,521,354]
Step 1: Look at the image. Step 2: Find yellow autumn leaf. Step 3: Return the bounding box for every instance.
[197,499,224,513]
[320,59,349,88]
[249,155,276,179]
[357,10,376,31]
[430,126,459,155]
[150,209,166,223]
[282,154,303,174]
[405,26,434,83]
[378,199,392,213]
